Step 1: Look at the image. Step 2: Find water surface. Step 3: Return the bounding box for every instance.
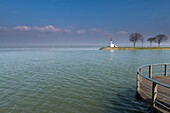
[0,47,170,113]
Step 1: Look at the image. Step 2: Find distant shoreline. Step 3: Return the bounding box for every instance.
[99,47,170,50]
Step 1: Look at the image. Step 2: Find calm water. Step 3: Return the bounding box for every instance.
[0,47,170,113]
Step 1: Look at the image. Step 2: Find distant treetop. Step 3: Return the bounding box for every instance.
[129,33,143,47]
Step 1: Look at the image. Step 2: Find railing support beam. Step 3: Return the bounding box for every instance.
[149,65,152,78]
[164,64,168,76]
[136,68,142,92]
[136,68,142,98]
[151,82,158,113]
[137,63,170,113]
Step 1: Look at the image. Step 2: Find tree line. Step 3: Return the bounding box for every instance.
[129,33,168,47]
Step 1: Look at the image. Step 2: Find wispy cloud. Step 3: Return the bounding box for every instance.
[89,28,102,34]
[63,29,72,33]
[77,29,86,34]
[89,28,112,36]
[4,25,112,37]
[14,26,32,31]
[13,25,62,32]
[33,25,62,32]
[0,26,8,31]
[115,31,128,35]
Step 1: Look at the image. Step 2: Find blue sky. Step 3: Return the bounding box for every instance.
[0,0,170,46]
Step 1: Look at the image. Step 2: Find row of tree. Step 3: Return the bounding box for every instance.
[129,33,168,47]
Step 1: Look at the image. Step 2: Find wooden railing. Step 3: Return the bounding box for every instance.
[136,63,170,113]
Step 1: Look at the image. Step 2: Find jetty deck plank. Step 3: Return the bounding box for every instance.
[139,76,170,113]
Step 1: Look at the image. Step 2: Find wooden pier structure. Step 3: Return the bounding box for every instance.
[136,63,170,113]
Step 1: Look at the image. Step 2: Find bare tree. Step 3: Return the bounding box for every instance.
[141,37,144,47]
[147,37,155,47]
[154,34,168,47]
[129,33,143,47]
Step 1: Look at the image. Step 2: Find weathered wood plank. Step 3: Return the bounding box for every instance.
[139,76,170,113]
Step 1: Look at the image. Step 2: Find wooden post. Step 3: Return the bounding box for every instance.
[136,68,142,92]
[164,64,168,76]
[149,65,152,78]
[139,68,142,82]
[151,82,158,113]
[137,72,140,92]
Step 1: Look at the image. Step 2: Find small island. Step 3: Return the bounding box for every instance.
[99,47,170,50]
[100,33,170,50]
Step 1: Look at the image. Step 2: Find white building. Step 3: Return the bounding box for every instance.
[110,38,117,47]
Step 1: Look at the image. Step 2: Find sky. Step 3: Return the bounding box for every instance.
[0,0,170,47]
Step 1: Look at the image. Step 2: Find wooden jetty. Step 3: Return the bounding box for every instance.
[136,64,170,113]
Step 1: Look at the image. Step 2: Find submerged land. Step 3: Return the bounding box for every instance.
[99,47,170,50]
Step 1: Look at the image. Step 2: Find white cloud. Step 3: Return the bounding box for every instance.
[89,28,102,33]
[13,25,62,33]
[33,25,62,32]
[14,26,32,31]
[116,31,128,35]
[89,28,112,36]
[6,25,112,37]
[77,29,86,34]
[104,31,112,36]
[63,29,72,33]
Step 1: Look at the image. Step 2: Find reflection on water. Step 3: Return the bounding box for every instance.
[109,50,115,61]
